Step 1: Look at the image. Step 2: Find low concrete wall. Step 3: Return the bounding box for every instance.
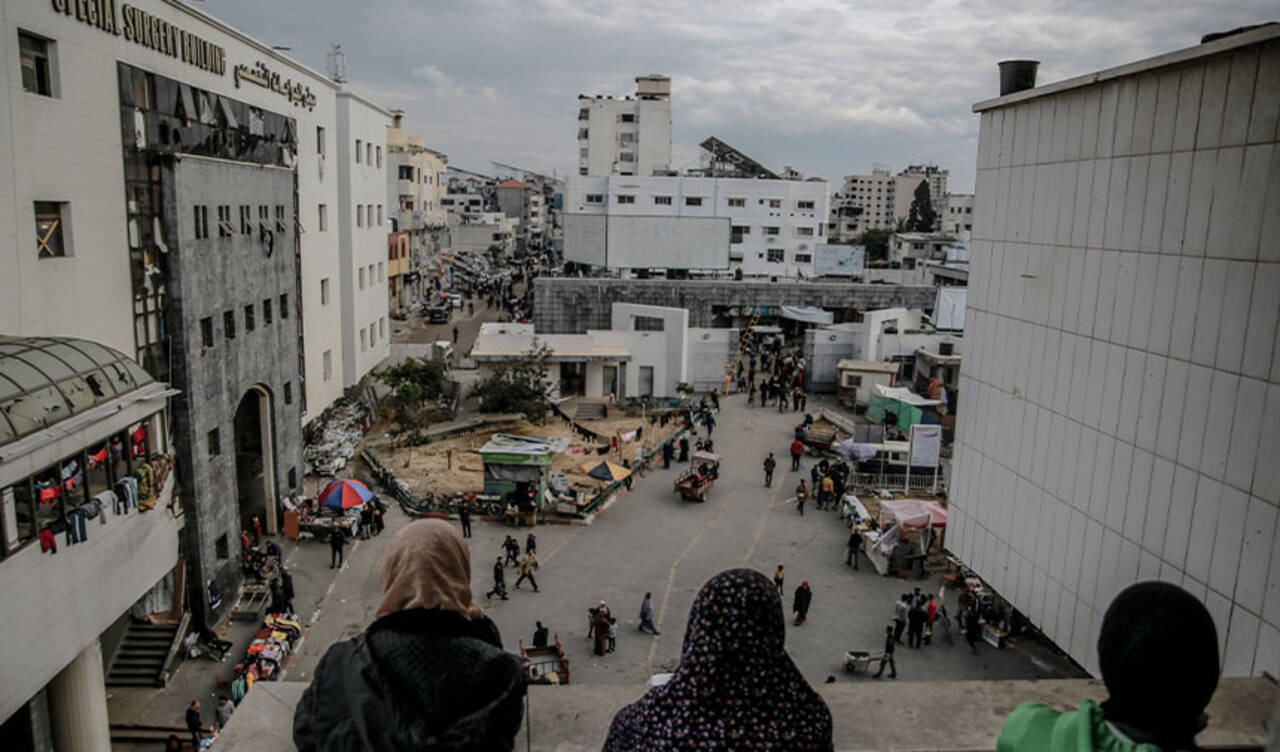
[218,677,1276,751]
[534,278,938,333]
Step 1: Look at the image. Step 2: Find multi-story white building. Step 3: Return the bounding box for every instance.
[830,165,950,239]
[950,26,1280,678]
[336,91,392,387]
[577,74,671,177]
[449,211,518,255]
[386,112,448,305]
[941,193,975,236]
[0,0,391,743]
[495,179,550,255]
[563,175,830,278]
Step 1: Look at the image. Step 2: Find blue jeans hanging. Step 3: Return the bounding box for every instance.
[66,507,88,544]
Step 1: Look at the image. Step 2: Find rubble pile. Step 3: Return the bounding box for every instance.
[303,400,371,476]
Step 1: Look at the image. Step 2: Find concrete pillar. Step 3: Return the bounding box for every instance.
[47,639,111,752]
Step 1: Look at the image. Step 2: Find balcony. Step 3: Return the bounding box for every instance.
[217,678,1275,751]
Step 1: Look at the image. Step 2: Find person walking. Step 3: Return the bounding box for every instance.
[525,533,537,557]
[328,528,346,569]
[893,594,909,644]
[773,565,785,595]
[747,383,756,406]
[487,557,509,600]
[908,599,927,648]
[763,453,776,487]
[458,502,471,538]
[703,412,716,436]
[503,536,520,567]
[795,480,808,516]
[662,441,673,469]
[451,325,459,344]
[280,567,296,613]
[533,621,549,648]
[965,606,982,653]
[514,553,539,592]
[185,700,203,747]
[215,695,235,729]
[872,625,898,679]
[709,391,720,413]
[790,438,804,471]
[678,436,690,462]
[592,606,612,656]
[792,581,812,625]
[847,527,863,569]
[820,473,835,511]
[639,592,661,635]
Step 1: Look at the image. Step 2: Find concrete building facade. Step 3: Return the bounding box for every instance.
[942,192,976,235]
[534,277,936,334]
[386,112,448,304]
[563,175,830,277]
[949,27,1280,678]
[335,91,392,387]
[577,75,671,177]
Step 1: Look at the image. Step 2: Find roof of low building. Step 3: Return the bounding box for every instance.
[836,360,900,373]
[495,179,532,190]
[0,336,155,445]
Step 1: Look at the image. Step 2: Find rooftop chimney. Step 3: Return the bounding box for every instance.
[997,59,1039,96]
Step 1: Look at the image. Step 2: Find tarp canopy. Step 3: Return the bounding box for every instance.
[834,438,878,459]
[873,383,941,407]
[880,499,948,528]
[779,306,834,325]
[580,460,632,483]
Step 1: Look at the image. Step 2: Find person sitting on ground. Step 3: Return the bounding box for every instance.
[294,519,526,751]
[997,581,1219,752]
[604,568,833,751]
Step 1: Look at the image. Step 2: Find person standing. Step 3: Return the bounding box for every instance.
[709,391,719,413]
[795,480,808,516]
[790,438,804,471]
[873,625,898,679]
[215,695,235,729]
[639,592,661,635]
[820,473,834,511]
[525,533,537,557]
[280,567,296,613]
[662,441,673,469]
[592,607,612,656]
[747,383,756,406]
[251,515,263,545]
[847,527,863,569]
[763,453,776,487]
[185,700,202,747]
[458,502,472,538]
[908,599,927,648]
[487,557,509,600]
[533,621,549,648]
[678,436,689,463]
[893,594,909,644]
[503,536,520,567]
[452,325,459,344]
[329,528,346,569]
[514,553,539,592]
[792,581,812,626]
[965,606,982,653]
[773,564,785,594]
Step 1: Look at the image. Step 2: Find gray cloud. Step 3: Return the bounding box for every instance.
[202,0,1273,191]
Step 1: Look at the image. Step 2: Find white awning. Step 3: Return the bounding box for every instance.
[779,306,834,325]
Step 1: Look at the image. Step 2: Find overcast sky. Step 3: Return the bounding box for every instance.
[201,0,1272,192]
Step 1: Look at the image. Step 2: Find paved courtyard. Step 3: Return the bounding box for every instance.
[285,391,1084,689]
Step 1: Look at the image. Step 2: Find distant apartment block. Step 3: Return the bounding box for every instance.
[578,75,672,177]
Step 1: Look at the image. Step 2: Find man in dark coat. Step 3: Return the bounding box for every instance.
[763,453,776,487]
[185,700,202,747]
[908,600,927,648]
[792,581,812,625]
[873,624,898,678]
[280,568,296,613]
[328,528,346,569]
[533,621,549,648]
[458,503,471,538]
[487,557,509,600]
[847,527,863,569]
[965,607,982,653]
[662,441,673,469]
[678,436,689,463]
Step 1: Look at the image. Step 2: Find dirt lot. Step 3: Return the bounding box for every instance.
[379,414,684,497]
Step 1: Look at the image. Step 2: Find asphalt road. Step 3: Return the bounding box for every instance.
[284,391,1083,689]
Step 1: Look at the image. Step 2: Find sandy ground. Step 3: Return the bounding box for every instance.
[379,414,684,497]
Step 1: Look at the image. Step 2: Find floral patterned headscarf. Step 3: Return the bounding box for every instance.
[603,568,833,751]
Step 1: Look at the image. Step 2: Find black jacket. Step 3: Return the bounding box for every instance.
[793,585,812,614]
[186,707,201,732]
[294,609,526,751]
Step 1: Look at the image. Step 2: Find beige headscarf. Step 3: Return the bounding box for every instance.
[376,519,484,620]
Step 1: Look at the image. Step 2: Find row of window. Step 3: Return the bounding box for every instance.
[729,224,819,241]
[591,194,816,211]
[357,262,386,290]
[2,416,157,558]
[354,139,383,168]
[358,317,389,352]
[198,294,289,348]
[396,165,442,184]
[193,203,288,240]
[355,204,384,228]
[761,249,812,264]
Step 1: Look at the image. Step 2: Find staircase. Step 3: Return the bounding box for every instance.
[574,402,607,421]
[106,621,179,687]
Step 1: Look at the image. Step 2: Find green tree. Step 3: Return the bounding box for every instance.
[470,343,553,423]
[380,357,448,431]
[856,229,892,261]
[905,179,936,232]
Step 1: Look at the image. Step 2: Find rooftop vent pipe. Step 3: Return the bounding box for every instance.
[997,59,1039,96]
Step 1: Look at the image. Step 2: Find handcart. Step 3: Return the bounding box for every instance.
[842,649,884,675]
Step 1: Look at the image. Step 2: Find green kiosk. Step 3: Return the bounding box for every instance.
[478,434,570,522]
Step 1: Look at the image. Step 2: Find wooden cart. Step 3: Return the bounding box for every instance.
[674,452,719,502]
[520,635,570,685]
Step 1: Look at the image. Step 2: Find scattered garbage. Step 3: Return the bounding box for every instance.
[303,396,373,476]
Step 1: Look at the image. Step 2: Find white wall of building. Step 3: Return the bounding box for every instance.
[950,27,1280,678]
[336,91,391,387]
[942,193,976,236]
[577,75,670,177]
[611,303,689,395]
[564,175,829,276]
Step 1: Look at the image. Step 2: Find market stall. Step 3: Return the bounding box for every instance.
[478,434,571,525]
[863,498,948,576]
[291,478,369,539]
[865,384,942,431]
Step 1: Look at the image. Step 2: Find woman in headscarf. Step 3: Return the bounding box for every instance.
[998,581,1219,752]
[593,601,612,656]
[604,568,833,750]
[294,519,525,751]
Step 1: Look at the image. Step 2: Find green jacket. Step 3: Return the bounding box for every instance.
[998,699,1177,752]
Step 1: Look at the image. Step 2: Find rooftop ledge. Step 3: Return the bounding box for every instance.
[219,677,1277,751]
[972,23,1280,112]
